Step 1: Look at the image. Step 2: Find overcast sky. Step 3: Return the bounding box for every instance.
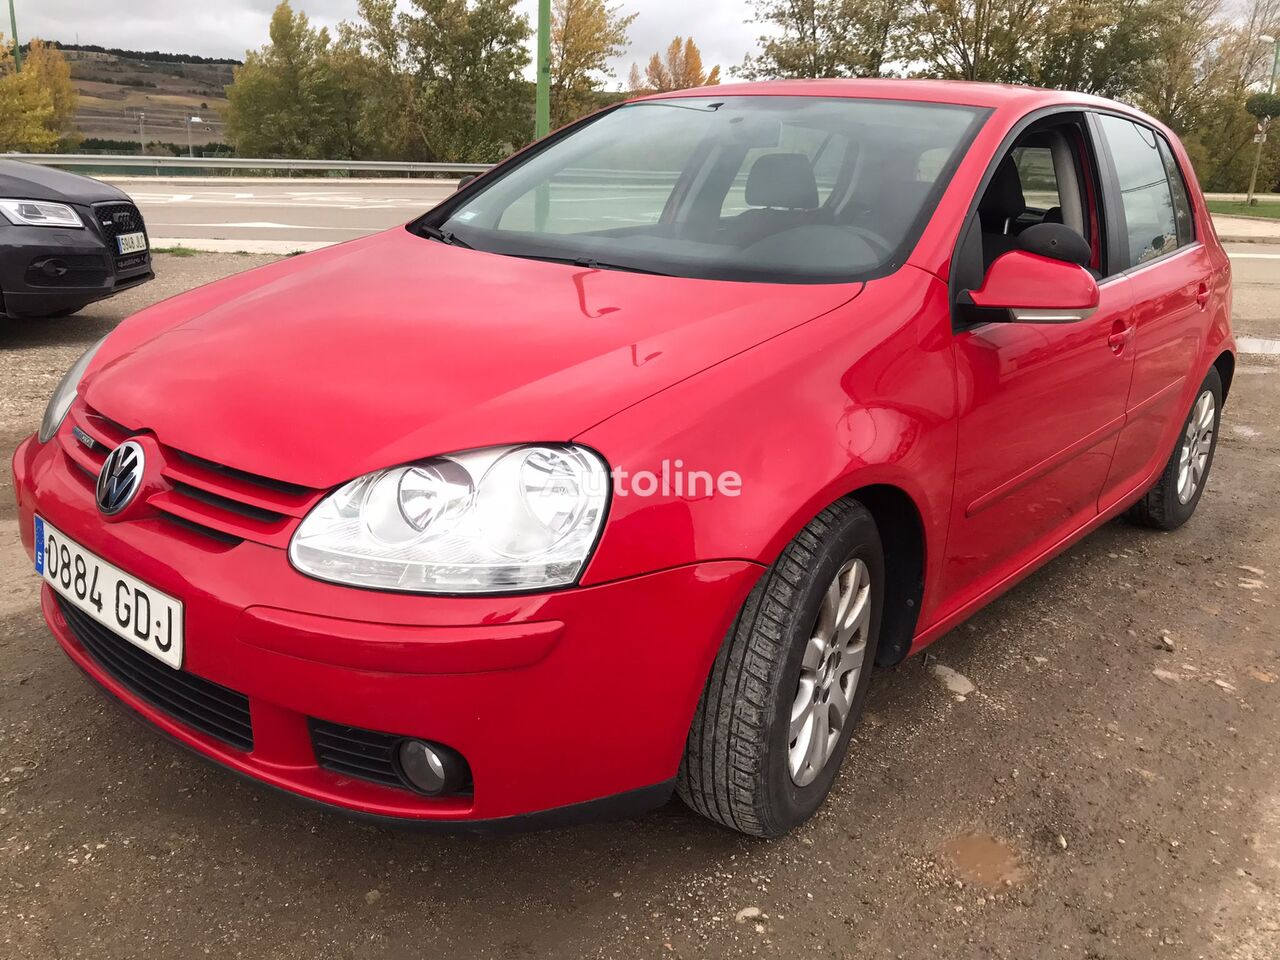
[21,0,764,86]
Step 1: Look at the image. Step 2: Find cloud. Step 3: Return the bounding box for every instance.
[19,0,763,79]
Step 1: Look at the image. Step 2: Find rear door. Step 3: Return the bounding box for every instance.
[1090,113,1214,509]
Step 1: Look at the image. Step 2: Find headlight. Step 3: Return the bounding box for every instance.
[39,338,105,443]
[0,199,83,228]
[289,444,610,594]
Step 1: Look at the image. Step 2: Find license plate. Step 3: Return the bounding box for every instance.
[116,232,147,255]
[35,516,184,669]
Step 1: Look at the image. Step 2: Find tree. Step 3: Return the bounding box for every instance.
[736,0,906,79]
[355,0,533,162]
[550,0,636,127]
[225,2,357,158]
[628,36,720,92]
[0,35,76,151]
[1032,0,1171,97]
[905,0,1049,82]
[23,40,78,145]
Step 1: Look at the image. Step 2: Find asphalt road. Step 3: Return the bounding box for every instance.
[0,250,1278,959]
[112,178,459,249]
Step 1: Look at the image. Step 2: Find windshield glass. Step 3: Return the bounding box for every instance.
[426,96,989,284]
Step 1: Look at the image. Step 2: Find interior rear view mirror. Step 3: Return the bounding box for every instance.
[965,249,1100,323]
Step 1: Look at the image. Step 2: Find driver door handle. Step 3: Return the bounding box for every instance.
[1108,319,1132,355]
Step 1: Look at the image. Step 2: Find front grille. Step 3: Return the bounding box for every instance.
[59,402,323,547]
[310,720,406,789]
[57,597,254,751]
[93,202,145,243]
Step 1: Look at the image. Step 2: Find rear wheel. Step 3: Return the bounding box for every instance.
[677,497,883,837]
[1125,366,1222,530]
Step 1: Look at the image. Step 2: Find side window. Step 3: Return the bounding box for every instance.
[1096,114,1178,267]
[1011,146,1061,214]
[1156,137,1195,246]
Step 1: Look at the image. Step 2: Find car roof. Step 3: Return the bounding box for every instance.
[638,78,1137,115]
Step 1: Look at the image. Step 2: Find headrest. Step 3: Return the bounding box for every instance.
[745,153,819,210]
[978,156,1025,226]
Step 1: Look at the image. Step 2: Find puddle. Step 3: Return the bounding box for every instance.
[940,832,1029,888]
[1237,337,1280,356]
[930,663,976,698]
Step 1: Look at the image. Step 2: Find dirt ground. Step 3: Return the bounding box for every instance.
[0,253,1277,959]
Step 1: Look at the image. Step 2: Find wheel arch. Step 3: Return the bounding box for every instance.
[1213,348,1235,403]
[849,484,926,666]
[759,479,929,668]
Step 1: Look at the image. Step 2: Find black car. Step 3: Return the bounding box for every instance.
[0,160,153,319]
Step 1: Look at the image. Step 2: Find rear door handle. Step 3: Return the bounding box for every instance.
[1196,280,1210,308]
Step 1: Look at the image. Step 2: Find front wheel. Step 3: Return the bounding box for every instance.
[677,497,883,837]
[1125,366,1223,530]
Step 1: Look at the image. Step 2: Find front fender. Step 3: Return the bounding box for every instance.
[576,267,958,623]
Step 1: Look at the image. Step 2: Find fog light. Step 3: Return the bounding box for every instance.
[396,739,469,796]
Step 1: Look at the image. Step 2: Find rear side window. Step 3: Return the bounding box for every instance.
[1097,114,1179,267]
[1156,137,1195,246]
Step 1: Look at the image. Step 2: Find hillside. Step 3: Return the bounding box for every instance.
[58,45,238,150]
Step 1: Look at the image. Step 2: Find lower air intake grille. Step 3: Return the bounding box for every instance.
[309,720,406,790]
[57,597,253,751]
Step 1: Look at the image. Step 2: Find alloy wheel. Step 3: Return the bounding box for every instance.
[788,557,871,787]
[1176,389,1215,505]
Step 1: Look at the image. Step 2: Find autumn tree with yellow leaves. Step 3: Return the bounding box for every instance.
[628,37,720,93]
[0,37,78,151]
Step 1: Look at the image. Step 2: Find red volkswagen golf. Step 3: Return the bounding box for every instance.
[11,80,1233,836]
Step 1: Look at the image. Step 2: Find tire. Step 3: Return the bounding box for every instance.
[677,497,884,837]
[1125,366,1223,531]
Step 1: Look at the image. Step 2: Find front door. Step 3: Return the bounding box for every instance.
[939,116,1136,611]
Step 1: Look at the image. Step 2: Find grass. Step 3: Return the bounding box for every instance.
[152,246,200,257]
[1206,199,1280,220]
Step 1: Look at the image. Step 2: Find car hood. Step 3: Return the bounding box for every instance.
[0,160,130,203]
[85,228,862,488]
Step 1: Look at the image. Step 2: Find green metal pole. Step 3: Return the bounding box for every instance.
[8,0,21,72]
[535,0,551,139]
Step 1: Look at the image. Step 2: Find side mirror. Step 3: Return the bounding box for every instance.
[966,249,1099,323]
[456,174,477,191]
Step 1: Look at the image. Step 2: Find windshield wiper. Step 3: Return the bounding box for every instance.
[419,224,473,249]
[522,254,673,277]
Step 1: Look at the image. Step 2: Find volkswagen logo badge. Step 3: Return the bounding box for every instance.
[96,441,145,516]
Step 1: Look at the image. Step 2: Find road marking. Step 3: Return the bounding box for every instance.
[163,221,364,230]
[1237,337,1280,355]
[1228,252,1280,259]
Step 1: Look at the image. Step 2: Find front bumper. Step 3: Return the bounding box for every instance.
[12,433,761,826]
[1,215,153,318]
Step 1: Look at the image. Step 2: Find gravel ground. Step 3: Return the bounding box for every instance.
[1,253,1277,959]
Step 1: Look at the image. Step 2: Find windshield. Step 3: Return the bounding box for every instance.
[424,96,989,284]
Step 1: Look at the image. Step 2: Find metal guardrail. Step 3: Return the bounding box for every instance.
[2,154,493,175]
